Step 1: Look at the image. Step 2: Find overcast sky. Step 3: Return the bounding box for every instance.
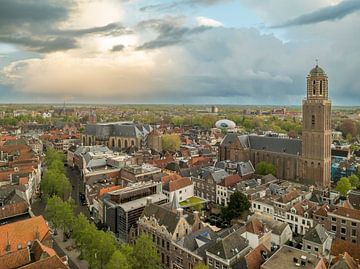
[0,0,359,105]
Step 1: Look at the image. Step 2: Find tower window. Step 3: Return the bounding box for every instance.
[311,115,315,127]
[320,80,323,95]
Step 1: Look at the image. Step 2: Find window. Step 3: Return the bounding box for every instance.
[314,247,319,252]
[319,81,323,95]
[332,217,336,222]
[311,115,315,127]
[307,245,311,250]
[352,229,356,237]
[352,239,357,244]
[341,236,346,240]
[341,219,346,224]
[166,242,170,251]
[331,225,336,232]
[341,227,346,234]
[351,222,357,227]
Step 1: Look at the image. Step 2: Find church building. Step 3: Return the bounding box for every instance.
[219,64,332,187]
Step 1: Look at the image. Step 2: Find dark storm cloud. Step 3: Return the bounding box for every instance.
[0,1,130,52]
[0,35,77,53]
[111,44,125,51]
[137,19,211,50]
[273,0,360,28]
[140,0,227,12]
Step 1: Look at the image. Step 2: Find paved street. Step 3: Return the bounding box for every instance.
[31,165,91,269]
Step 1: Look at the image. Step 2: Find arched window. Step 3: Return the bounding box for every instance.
[118,139,121,148]
[89,137,92,145]
[312,80,316,95]
[319,80,323,95]
[131,140,135,146]
[124,140,128,148]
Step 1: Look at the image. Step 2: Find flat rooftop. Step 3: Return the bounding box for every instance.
[261,246,322,269]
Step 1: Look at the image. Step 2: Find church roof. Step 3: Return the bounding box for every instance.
[310,65,326,76]
[248,135,302,155]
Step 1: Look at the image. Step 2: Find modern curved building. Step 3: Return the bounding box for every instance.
[215,119,236,129]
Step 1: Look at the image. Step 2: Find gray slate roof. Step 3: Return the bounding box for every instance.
[207,226,249,260]
[303,223,329,244]
[84,122,153,139]
[248,135,302,155]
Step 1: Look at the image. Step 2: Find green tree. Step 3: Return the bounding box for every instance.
[255,161,276,176]
[221,191,250,222]
[105,250,131,269]
[161,134,181,152]
[348,174,360,188]
[45,148,64,166]
[46,196,74,238]
[131,233,161,269]
[48,159,65,173]
[336,177,352,197]
[41,169,72,200]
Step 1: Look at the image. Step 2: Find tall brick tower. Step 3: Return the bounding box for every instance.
[301,64,332,187]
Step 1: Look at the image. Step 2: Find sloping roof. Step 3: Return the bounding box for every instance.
[0,201,29,221]
[0,248,31,269]
[331,206,360,221]
[0,216,50,256]
[248,135,302,155]
[249,214,288,236]
[331,239,360,260]
[141,203,194,234]
[277,190,300,204]
[330,252,359,269]
[207,227,249,260]
[18,255,68,269]
[303,224,329,244]
[163,177,192,192]
[348,190,360,210]
[219,174,242,187]
[245,219,266,236]
[245,243,271,269]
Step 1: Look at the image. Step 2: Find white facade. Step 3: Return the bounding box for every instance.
[163,183,194,203]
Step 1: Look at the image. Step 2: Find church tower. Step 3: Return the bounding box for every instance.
[301,64,332,187]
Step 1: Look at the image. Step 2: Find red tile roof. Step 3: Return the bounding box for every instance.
[245,219,266,236]
[330,252,359,269]
[0,201,29,221]
[168,177,192,192]
[245,244,271,269]
[219,174,242,187]
[0,248,30,269]
[331,239,360,260]
[18,255,69,269]
[0,216,50,256]
[330,206,360,221]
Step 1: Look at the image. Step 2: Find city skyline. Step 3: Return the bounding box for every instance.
[0,0,360,105]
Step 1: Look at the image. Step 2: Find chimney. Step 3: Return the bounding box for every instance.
[146,197,152,206]
[177,208,184,217]
[193,211,199,220]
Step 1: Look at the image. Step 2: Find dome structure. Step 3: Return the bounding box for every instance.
[309,64,325,76]
[215,119,236,129]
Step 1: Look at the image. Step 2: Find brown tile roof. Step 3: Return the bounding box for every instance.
[331,239,360,260]
[291,200,317,217]
[31,240,57,261]
[245,219,266,236]
[18,255,69,269]
[245,244,271,269]
[314,204,337,217]
[0,201,29,221]
[162,173,183,185]
[0,248,31,269]
[330,252,359,269]
[276,190,300,204]
[331,206,360,221]
[167,177,192,192]
[0,216,50,256]
[219,174,242,187]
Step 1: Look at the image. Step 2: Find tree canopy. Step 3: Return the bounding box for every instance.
[336,177,352,197]
[255,161,276,176]
[221,191,251,222]
[162,134,181,152]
